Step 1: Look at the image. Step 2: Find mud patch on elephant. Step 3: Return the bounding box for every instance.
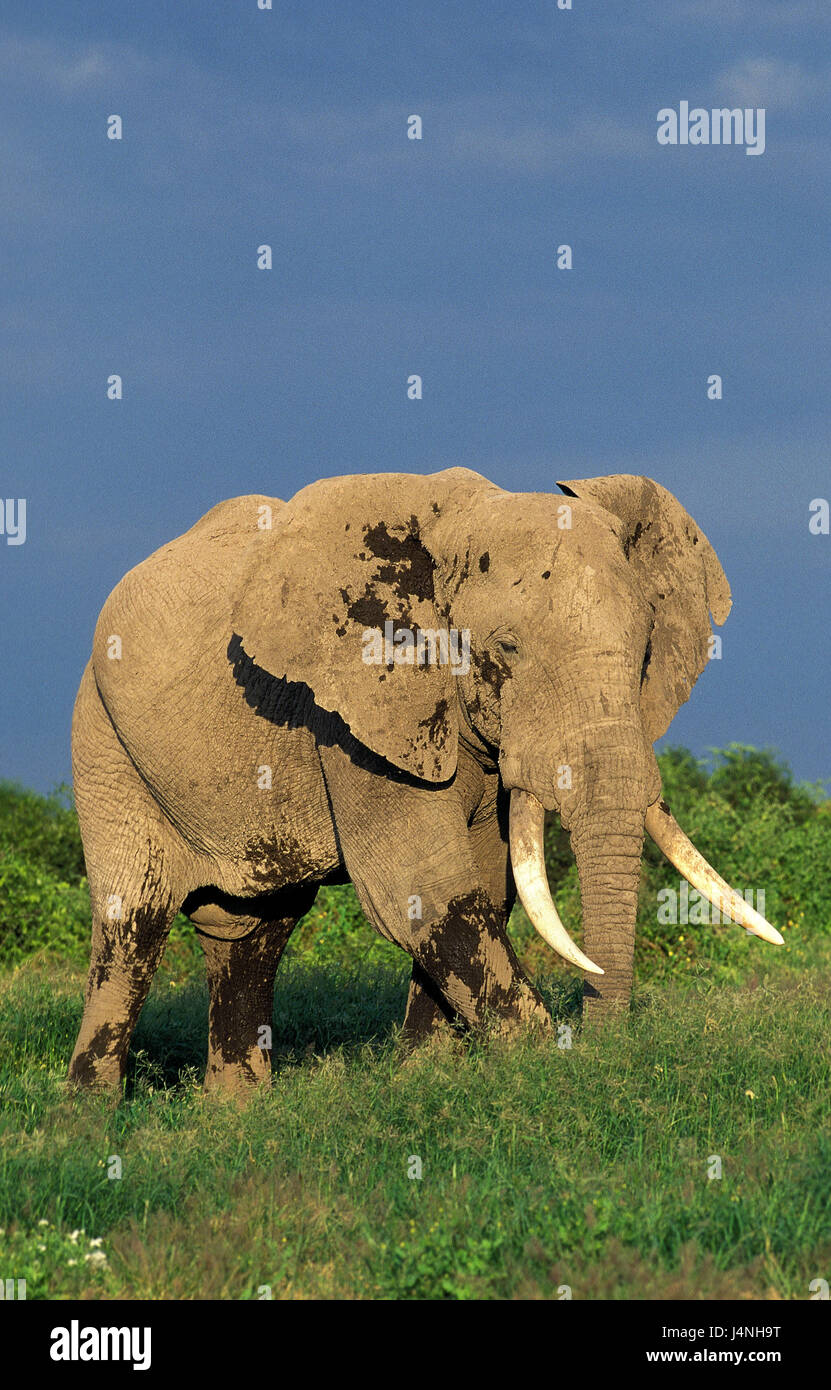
[417,698,451,747]
[68,1022,123,1087]
[200,926,297,1083]
[475,648,508,696]
[404,699,455,780]
[361,519,435,604]
[623,519,651,558]
[89,899,173,993]
[640,636,653,687]
[205,947,264,1072]
[446,546,472,595]
[414,888,535,1022]
[414,889,543,1029]
[417,891,490,997]
[244,831,323,888]
[400,962,456,1046]
[340,585,389,631]
[466,648,507,735]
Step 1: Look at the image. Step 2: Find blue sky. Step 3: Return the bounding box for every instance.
[1,0,829,793]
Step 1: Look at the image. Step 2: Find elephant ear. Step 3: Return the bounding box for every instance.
[558,475,732,743]
[231,470,487,782]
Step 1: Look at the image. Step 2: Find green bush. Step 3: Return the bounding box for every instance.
[708,744,823,823]
[655,744,709,807]
[536,746,830,982]
[0,748,828,978]
[0,853,90,966]
[0,781,85,883]
[290,884,397,964]
[635,747,829,976]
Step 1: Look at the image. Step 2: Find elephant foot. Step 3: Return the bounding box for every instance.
[65,1065,124,1098]
[397,1028,460,1072]
[67,1026,130,1094]
[400,961,457,1048]
[498,984,551,1035]
[203,1046,273,1100]
[493,1011,551,1040]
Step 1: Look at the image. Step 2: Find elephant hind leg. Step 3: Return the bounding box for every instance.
[69,662,192,1089]
[194,887,316,1097]
[68,885,180,1091]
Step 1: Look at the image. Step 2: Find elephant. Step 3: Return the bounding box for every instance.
[67,468,782,1095]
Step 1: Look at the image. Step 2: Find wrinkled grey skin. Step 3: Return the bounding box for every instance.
[67,468,729,1095]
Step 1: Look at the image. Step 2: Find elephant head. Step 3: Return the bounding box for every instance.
[232,467,781,1014]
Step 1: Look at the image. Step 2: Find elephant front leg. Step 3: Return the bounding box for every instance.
[400,961,457,1046]
[319,742,548,1039]
[400,907,546,1043]
[411,888,548,1034]
[356,877,547,1037]
[399,778,545,1041]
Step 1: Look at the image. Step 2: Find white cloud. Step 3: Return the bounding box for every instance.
[568,116,651,161]
[0,36,117,93]
[671,0,831,25]
[450,113,650,172]
[715,56,825,110]
[1,25,823,218]
[278,101,650,180]
[0,31,207,97]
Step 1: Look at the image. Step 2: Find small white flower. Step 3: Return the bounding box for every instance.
[84,1250,108,1267]
[38,1219,49,1227]
[37,1243,47,1251]
[67,1259,78,1267]
[69,1230,81,1243]
[88,1237,104,1249]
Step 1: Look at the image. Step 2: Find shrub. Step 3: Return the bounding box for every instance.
[0,747,828,979]
[0,781,85,884]
[535,746,830,982]
[634,747,829,976]
[707,744,823,823]
[0,854,90,966]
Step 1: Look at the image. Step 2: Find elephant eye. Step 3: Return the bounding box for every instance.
[496,636,519,657]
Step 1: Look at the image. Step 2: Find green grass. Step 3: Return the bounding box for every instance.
[1,936,829,1300]
[1,748,830,1299]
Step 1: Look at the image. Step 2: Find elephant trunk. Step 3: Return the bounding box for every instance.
[505,659,657,1006]
[506,662,783,1016]
[568,805,646,1016]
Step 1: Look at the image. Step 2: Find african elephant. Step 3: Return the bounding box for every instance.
[67,468,781,1095]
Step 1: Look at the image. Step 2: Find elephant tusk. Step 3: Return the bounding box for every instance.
[644,799,784,946]
[509,789,604,975]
